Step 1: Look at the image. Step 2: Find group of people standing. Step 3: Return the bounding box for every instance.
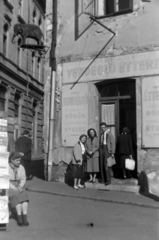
[72,122,134,190]
[7,125,133,226]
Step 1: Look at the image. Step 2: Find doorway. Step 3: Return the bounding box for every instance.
[97,79,137,178]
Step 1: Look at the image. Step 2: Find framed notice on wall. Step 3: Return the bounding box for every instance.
[142,77,159,148]
[62,83,88,146]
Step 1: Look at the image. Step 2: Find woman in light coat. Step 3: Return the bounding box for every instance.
[86,128,99,183]
[9,151,29,226]
[72,134,87,190]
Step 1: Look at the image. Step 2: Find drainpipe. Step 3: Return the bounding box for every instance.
[26,0,30,129]
[26,47,29,129]
[47,0,57,181]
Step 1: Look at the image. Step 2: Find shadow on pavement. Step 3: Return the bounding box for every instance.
[140,191,159,202]
[138,171,159,202]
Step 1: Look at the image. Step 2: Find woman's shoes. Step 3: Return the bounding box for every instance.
[23,221,29,226]
[74,184,84,189]
[22,214,29,226]
[78,184,84,188]
[105,182,110,186]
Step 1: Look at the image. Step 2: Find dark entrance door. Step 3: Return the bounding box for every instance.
[97,79,137,178]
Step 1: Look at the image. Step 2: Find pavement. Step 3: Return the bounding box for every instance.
[26,177,159,209]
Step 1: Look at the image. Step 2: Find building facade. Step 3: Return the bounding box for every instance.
[0,0,46,159]
[45,0,159,181]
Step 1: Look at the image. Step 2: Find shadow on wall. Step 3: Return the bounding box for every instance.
[64,162,89,187]
[64,161,74,187]
[138,171,159,202]
[30,160,45,180]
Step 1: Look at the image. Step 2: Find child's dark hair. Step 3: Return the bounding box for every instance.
[9,151,23,163]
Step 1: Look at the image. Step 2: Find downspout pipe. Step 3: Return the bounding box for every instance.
[47,0,57,181]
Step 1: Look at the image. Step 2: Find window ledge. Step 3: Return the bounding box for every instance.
[17,15,26,24]
[3,0,14,13]
[94,9,133,20]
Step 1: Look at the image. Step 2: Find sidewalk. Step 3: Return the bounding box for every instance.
[26,177,159,209]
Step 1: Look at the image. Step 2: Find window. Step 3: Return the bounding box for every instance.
[17,38,22,67]
[3,23,9,57]
[38,17,42,30]
[32,101,37,150]
[0,86,6,111]
[14,93,20,124]
[33,8,36,24]
[19,0,23,16]
[14,93,20,140]
[95,0,133,18]
[37,57,41,82]
[32,51,36,78]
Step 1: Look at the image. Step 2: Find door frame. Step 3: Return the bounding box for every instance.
[99,96,131,141]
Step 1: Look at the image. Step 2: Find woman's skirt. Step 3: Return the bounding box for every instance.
[9,182,29,209]
[86,157,99,173]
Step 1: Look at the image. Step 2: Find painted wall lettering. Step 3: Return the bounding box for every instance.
[63,51,159,84]
[142,77,159,147]
[62,84,88,146]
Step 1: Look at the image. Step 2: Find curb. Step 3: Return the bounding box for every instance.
[26,187,159,210]
[85,182,140,193]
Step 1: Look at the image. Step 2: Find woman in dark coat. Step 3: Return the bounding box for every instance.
[86,128,99,183]
[117,127,133,179]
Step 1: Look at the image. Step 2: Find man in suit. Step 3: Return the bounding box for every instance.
[15,129,32,180]
[99,122,115,185]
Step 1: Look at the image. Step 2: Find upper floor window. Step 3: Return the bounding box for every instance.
[19,0,23,16]
[14,93,20,124]
[0,86,6,112]
[95,0,133,18]
[33,8,37,24]
[17,38,22,67]
[37,57,41,82]
[3,23,9,57]
[32,51,36,78]
[38,17,42,30]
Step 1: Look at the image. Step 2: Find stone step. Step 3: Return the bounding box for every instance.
[111,177,138,186]
[85,182,140,193]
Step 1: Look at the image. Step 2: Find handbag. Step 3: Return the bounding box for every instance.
[107,156,116,167]
[125,158,135,170]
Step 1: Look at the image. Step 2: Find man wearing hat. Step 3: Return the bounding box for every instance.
[15,130,32,180]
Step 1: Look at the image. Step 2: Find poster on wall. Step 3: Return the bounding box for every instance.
[142,77,159,147]
[62,83,88,146]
